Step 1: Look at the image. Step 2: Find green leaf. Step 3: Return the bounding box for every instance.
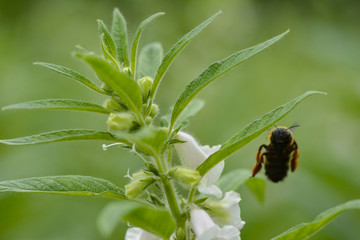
[0,129,123,145]
[216,169,265,203]
[111,8,129,66]
[115,127,167,156]
[2,99,111,114]
[0,175,126,199]
[271,199,360,240]
[98,201,176,239]
[34,62,105,94]
[170,30,289,130]
[151,11,221,100]
[245,177,265,203]
[137,42,163,79]
[98,19,117,60]
[197,91,326,176]
[100,34,121,70]
[130,12,165,78]
[216,169,251,193]
[76,53,143,119]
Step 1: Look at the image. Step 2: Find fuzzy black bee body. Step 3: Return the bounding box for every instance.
[252,126,299,182]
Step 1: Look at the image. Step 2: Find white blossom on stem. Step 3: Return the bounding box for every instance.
[174,131,224,198]
[190,207,240,240]
[125,227,162,240]
[204,191,245,230]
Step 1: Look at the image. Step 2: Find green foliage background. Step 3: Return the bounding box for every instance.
[0,0,359,239]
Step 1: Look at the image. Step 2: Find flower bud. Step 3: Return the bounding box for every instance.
[145,116,153,125]
[101,83,113,94]
[121,67,132,77]
[138,76,153,101]
[107,112,136,131]
[169,167,200,187]
[103,97,125,112]
[150,104,159,118]
[125,171,155,199]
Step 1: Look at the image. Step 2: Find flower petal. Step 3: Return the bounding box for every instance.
[125,227,162,240]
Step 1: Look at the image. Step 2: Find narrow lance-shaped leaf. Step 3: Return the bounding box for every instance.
[2,99,111,114]
[98,19,117,60]
[271,199,360,240]
[130,12,164,78]
[98,201,176,239]
[0,175,126,200]
[151,11,221,100]
[170,30,289,131]
[0,129,125,145]
[76,53,143,121]
[137,42,163,79]
[100,34,121,70]
[197,91,326,176]
[34,62,106,94]
[216,169,265,203]
[111,8,129,66]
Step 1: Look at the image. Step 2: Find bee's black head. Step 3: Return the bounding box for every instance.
[270,127,293,145]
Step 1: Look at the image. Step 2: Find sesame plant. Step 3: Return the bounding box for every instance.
[1,8,359,240]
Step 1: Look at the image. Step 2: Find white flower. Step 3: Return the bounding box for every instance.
[204,191,245,230]
[125,227,162,240]
[190,207,240,240]
[174,131,224,198]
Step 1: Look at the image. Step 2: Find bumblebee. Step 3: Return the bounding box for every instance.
[252,125,299,182]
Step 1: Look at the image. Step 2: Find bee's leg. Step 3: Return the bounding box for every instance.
[252,144,267,177]
[290,141,299,172]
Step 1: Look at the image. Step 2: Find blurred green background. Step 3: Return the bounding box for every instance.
[1,0,359,239]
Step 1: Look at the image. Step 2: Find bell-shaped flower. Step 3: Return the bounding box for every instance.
[190,207,240,240]
[204,191,245,230]
[125,227,162,240]
[174,131,223,198]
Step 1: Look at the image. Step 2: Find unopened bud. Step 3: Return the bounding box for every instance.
[145,116,153,125]
[150,104,159,117]
[121,67,132,77]
[125,171,155,199]
[101,83,113,94]
[107,112,135,131]
[104,97,125,112]
[138,76,153,101]
[169,167,200,187]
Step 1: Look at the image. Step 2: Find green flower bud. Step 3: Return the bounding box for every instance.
[121,67,132,77]
[138,76,153,101]
[145,116,153,125]
[103,97,125,112]
[150,104,159,118]
[107,112,135,131]
[101,83,113,94]
[169,167,201,188]
[125,171,155,199]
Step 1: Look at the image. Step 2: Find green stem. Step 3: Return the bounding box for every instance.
[188,187,196,203]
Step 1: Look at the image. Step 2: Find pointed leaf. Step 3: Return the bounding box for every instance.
[100,34,121,69]
[130,12,164,78]
[0,175,126,199]
[111,8,129,66]
[245,177,265,203]
[98,20,117,60]
[271,200,360,240]
[98,201,176,239]
[0,129,124,145]
[216,169,252,193]
[197,91,326,176]
[170,30,289,130]
[137,42,163,79]
[77,53,143,117]
[114,127,167,156]
[2,99,111,114]
[34,62,105,94]
[151,11,221,99]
